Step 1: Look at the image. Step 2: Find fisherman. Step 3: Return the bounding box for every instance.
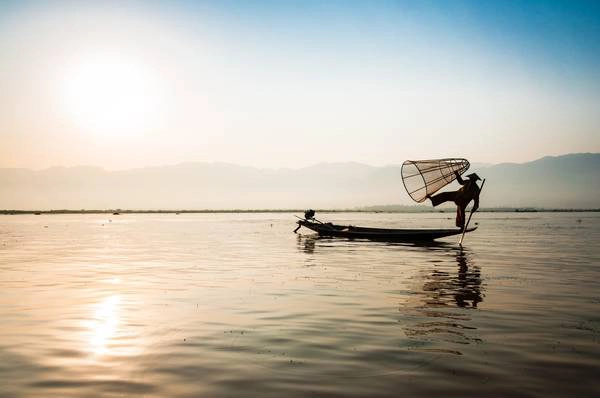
[427,172,481,230]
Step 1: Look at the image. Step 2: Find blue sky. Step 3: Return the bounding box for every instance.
[172,0,600,78]
[0,0,599,169]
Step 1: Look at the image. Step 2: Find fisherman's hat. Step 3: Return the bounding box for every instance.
[466,173,481,181]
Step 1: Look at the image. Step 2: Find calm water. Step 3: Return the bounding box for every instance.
[1,212,599,397]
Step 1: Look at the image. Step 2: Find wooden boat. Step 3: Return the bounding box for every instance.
[295,219,476,242]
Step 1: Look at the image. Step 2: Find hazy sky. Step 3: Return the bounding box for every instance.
[1,0,599,170]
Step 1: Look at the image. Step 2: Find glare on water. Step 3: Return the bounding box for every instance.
[0,212,599,397]
[88,295,120,356]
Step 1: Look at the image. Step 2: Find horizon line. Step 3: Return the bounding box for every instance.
[2,207,600,215]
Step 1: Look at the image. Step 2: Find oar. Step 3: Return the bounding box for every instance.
[459,179,486,246]
[294,215,324,224]
[293,214,324,233]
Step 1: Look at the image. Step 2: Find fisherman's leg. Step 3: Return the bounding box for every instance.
[429,192,456,207]
[456,206,466,229]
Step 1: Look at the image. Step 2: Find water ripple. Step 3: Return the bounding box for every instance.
[1,212,599,397]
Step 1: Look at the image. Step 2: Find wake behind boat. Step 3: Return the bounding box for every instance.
[294,211,477,242]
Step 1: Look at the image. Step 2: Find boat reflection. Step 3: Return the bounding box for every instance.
[404,248,484,349]
[419,249,483,308]
[295,236,484,351]
[297,234,316,254]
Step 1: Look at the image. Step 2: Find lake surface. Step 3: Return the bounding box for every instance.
[1,212,599,397]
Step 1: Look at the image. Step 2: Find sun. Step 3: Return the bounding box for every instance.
[61,55,161,137]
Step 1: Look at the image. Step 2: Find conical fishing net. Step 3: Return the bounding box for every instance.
[401,158,470,203]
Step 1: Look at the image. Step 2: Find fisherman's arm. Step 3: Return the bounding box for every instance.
[455,171,466,185]
[472,193,480,212]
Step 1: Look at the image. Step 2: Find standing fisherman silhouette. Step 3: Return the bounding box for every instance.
[428,172,481,230]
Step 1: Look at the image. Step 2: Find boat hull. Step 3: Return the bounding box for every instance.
[297,220,476,242]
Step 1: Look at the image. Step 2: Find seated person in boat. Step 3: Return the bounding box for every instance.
[428,172,481,230]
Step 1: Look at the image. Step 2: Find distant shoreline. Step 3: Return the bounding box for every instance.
[1,208,599,215]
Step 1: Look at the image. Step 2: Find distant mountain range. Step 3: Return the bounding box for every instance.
[1,153,598,210]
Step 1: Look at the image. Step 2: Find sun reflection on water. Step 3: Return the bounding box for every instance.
[89,295,120,355]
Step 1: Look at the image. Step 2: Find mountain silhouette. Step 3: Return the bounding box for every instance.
[1,153,598,210]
